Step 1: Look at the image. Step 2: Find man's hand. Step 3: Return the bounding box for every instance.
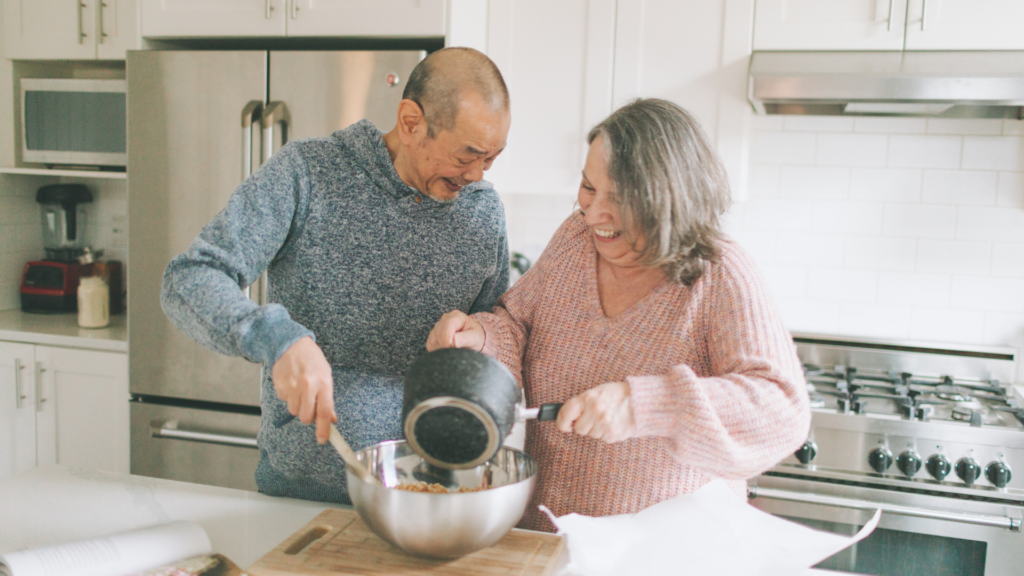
[425,310,486,352]
[271,336,337,444]
[556,382,636,443]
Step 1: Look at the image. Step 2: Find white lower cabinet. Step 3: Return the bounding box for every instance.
[0,343,128,480]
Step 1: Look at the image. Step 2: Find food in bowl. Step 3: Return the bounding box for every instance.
[394,481,489,493]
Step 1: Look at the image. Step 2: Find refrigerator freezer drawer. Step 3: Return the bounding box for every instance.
[131,402,261,492]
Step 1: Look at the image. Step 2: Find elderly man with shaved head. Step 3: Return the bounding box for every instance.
[161,48,511,503]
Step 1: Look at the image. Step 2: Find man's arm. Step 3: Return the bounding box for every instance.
[161,142,337,442]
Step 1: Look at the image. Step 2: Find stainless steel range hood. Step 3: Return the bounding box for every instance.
[749,51,1024,119]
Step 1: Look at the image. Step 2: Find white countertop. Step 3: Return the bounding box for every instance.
[0,466,848,575]
[0,309,127,352]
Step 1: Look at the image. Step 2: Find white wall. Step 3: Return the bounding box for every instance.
[727,114,1024,373]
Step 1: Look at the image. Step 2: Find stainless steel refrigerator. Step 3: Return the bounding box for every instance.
[126,50,423,491]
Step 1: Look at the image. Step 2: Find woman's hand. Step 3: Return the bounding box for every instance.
[426,310,486,352]
[556,382,636,443]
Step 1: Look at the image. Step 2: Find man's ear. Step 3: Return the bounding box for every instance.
[396,99,427,145]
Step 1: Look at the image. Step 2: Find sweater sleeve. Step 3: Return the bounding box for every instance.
[160,142,315,367]
[473,213,579,384]
[627,243,810,480]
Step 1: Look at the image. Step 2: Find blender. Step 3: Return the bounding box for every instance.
[19,184,93,313]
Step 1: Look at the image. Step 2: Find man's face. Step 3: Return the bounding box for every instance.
[407,92,510,201]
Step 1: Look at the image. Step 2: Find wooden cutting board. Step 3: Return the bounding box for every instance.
[246,509,565,576]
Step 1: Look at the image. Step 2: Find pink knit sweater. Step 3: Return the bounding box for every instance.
[475,212,810,532]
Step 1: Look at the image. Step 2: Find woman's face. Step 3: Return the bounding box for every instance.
[578,135,644,267]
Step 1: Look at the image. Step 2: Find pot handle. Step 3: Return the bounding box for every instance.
[519,403,563,421]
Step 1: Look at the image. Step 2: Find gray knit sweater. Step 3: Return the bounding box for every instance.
[161,120,509,503]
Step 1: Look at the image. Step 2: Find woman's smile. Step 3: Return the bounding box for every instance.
[593,228,621,241]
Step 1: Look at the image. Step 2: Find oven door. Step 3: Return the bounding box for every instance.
[748,475,1023,576]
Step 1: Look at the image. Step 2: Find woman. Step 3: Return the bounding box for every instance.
[426,98,809,531]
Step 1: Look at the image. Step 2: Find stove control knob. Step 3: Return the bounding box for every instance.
[897,450,922,477]
[868,447,893,474]
[985,461,1012,488]
[955,457,982,485]
[794,440,817,464]
[926,454,951,481]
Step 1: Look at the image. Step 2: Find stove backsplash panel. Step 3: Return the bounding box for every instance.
[730,115,1024,381]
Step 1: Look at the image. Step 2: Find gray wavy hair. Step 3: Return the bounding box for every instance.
[587,98,731,286]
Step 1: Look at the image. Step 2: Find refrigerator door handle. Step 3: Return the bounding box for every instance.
[241,100,263,182]
[261,101,290,165]
[151,419,259,449]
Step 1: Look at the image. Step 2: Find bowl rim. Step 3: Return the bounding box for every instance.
[349,439,538,493]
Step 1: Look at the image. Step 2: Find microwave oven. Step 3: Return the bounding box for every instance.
[21,78,127,168]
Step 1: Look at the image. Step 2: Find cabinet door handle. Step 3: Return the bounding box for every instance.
[78,1,88,43]
[99,1,109,43]
[13,359,25,409]
[291,0,299,20]
[266,0,274,20]
[34,362,46,413]
[886,0,895,31]
[921,0,928,31]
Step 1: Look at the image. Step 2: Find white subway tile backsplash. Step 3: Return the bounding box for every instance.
[816,133,888,167]
[748,164,780,198]
[779,166,849,199]
[878,272,950,307]
[753,132,816,165]
[1005,120,1024,136]
[853,117,927,134]
[916,240,992,275]
[777,232,845,266]
[759,264,808,298]
[983,311,1024,346]
[807,268,877,302]
[927,118,1004,136]
[996,172,1023,207]
[991,243,1024,278]
[882,204,957,238]
[729,229,777,264]
[950,276,1024,311]
[812,201,884,234]
[888,135,962,169]
[909,308,986,344]
[956,207,1024,242]
[755,115,785,131]
[845,236,916,270]
[838,303,911,339]
[784,116,854,132]
[921,170,998,205]
[962,137,1024,171]
[0,195,37,225]
[742,197,814,232]
[775,298,840,334]
[0,282,17,311]
[849,168,921,202]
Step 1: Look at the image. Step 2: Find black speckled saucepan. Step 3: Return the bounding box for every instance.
[402,348,562,470]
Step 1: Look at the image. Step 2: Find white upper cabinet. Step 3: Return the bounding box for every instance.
[754,0,908,51]
[754,0,1024,51]
[286,0,446,37]
[903,0,1024,50]
[141,0,446,38]
[2,0,137,59]
[140,0,287,38]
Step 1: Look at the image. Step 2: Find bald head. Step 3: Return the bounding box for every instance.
[402,47,510,138]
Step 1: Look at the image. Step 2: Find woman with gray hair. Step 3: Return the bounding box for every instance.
[427,98,809,531]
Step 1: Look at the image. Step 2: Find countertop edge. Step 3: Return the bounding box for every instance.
[0,327,128,352]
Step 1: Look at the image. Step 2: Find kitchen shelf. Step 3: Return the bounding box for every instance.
[0,167,127,180]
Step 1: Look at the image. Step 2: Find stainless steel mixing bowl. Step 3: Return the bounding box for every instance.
[346,440,538,559]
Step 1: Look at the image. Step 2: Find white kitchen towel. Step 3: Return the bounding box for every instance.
[541,480,880,576]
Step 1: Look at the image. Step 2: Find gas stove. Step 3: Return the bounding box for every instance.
[749,334,1024,575]
[780,335,1024,498]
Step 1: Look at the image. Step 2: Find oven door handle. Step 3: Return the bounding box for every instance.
[151,420,259,449]
[748,486,1022,532]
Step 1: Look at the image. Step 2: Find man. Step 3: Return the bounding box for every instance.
[161,47,511,503]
